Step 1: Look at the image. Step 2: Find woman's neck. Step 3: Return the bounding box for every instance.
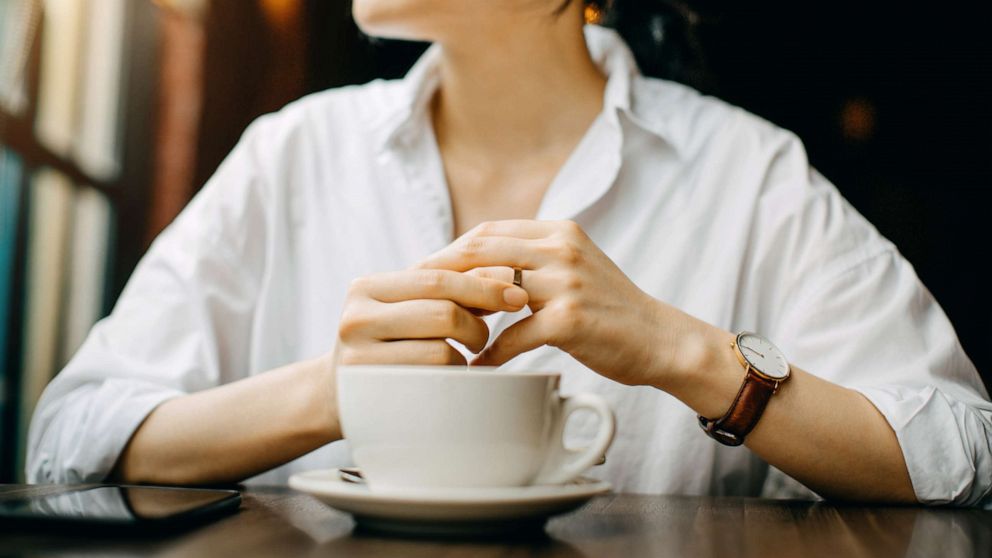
[431,12,607,167]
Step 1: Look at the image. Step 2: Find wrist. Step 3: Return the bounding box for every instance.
[297,352,342,443]
[647,307,746,419]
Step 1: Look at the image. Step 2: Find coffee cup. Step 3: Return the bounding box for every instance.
[337,365,615,492]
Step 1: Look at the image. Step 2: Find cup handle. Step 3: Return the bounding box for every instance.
[533,393,615,485]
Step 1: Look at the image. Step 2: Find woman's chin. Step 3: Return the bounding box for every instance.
[352,0,443,42]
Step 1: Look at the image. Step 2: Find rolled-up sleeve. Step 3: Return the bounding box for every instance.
[855,383,992,505]
[754,159,992,505]
[779,250,991,506]
[27,121,271,483]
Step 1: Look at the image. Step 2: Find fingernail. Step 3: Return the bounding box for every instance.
[503,287,527,307]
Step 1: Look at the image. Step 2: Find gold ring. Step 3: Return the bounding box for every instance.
[512,267,523,288]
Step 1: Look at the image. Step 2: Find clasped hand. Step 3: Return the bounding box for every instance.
[338,220,699,386]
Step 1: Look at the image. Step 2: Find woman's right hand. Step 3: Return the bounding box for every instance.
[336,269,529,365]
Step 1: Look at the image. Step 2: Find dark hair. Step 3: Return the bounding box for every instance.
[578,0,713,91]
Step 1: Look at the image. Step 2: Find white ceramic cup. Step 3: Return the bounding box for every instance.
[337,365,615,492]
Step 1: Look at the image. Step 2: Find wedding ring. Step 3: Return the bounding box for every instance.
[512,267,523,288]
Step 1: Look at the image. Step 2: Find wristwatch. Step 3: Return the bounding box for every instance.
[698,331,791,446]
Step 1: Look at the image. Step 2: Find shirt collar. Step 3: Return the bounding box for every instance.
[372,25,677,154]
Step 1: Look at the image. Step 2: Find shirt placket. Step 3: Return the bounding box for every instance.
[388,122,457,260]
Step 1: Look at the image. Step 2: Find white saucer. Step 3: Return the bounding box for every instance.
[289,468,610,537]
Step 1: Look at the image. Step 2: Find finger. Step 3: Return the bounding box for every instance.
[465,266,513,282]
[460,269,510,315]
[472,314,551,367]
[355,269,528,312]
[464,220,559,240]
[372,299,491,353]
[340,339,466,365]
[416,236,548,272]
[466,267,554,307]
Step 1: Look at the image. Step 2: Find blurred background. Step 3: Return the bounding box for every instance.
[0,0,989,482]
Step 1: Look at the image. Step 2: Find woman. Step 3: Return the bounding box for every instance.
[28,0,991,505]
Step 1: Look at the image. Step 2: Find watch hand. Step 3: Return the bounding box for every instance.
[746,347,766,359]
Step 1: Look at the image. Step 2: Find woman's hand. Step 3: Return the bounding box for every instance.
[337,269,529,365]
[415,220,716,386]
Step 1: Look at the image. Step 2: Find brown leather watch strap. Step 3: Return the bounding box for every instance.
[698,370,779,446]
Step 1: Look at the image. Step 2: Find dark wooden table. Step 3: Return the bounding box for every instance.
[1,484,990,557]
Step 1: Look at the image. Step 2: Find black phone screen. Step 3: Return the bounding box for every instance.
[0,486,241,525]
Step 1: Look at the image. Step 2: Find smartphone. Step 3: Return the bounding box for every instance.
[0,485,241,533]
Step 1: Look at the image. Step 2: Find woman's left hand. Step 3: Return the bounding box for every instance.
[415,220,713,387]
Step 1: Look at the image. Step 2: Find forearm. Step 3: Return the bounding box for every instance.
[657,314,916,504]
[113,353,340,485]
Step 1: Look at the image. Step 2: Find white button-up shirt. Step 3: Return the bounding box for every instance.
[29,26,992,505]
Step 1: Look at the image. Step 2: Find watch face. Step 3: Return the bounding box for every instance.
[737,333,790,380]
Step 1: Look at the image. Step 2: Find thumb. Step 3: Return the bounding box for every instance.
[472,315,549,367]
